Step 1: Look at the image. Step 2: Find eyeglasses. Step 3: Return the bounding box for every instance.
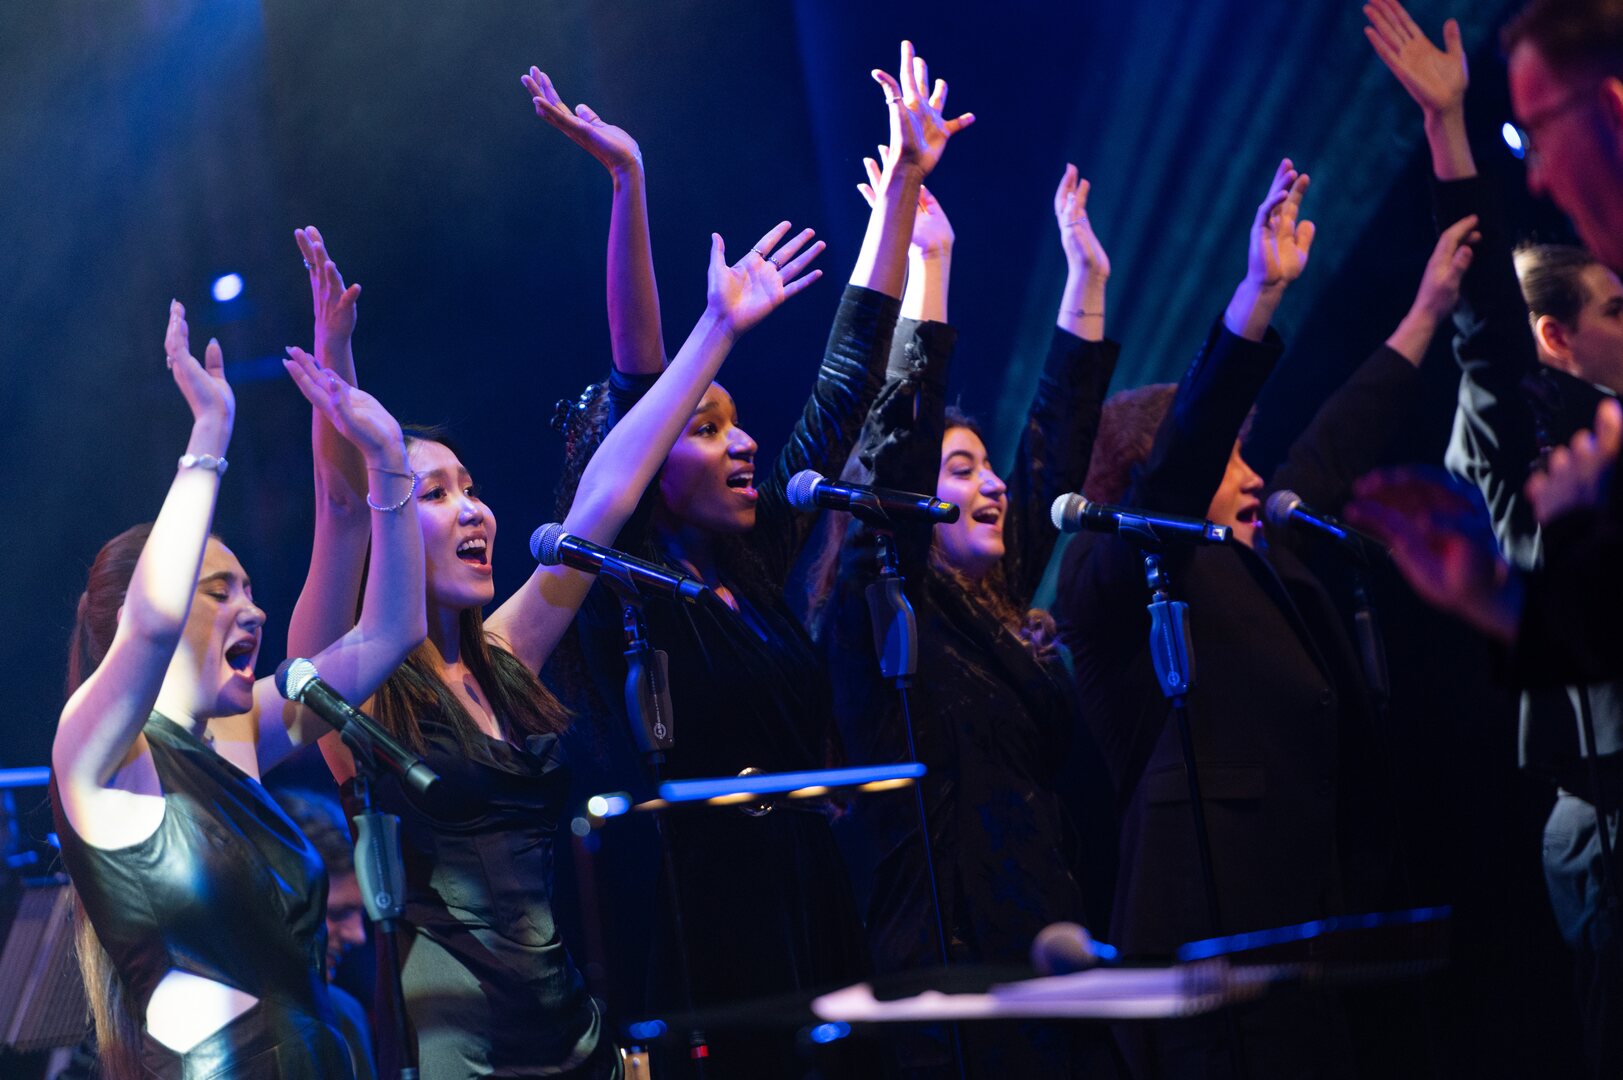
[1519,84,1600,169]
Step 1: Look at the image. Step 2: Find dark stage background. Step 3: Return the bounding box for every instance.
[0,1,1590,1071]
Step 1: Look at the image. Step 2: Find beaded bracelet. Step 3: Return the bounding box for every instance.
[178,453,228,475]
[367,470,419,513]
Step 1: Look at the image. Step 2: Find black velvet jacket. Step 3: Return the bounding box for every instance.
[819,318,1118,976]
[1055,320,1414,959]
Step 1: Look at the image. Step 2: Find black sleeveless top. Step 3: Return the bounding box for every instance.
[52,712,352,1079]
[368,717,617,1078]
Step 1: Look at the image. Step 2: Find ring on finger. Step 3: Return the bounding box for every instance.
[302,259,313,270]
[768,254,783,270]
[751,247,770,261]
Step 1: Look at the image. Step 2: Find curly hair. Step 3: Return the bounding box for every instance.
[1082,383,1179,506]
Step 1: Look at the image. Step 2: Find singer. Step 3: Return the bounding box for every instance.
[807,161,1119,1076]
[295,112,823,1080]
[1053,159,1474,1075]
[49,301,425,1079]
[552,44,967,1077]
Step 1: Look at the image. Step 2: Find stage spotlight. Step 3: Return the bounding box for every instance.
[808,1022,851,1044]
[211,273,244,302]
[1502,122,1526,160]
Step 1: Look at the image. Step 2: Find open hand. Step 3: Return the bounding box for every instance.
[706,222,825,338]
[294,226,361,353]
[1411,213,1479,319]
[858,153,953,256]
[1055,164,1110,280]
[1364,1,1468,118]
[282,346,405,468]
[1248,158,1315,291]
[164,300,234,440]
[871,41,974,180]
[1346,465,1516,639]
[1526,398,1623,526]
[522,67,643,174]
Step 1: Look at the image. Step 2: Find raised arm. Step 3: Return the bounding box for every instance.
[53,302,233,845]
[858,153,954,323]
[523,67,665,376]
[1270,214,1477,518]
[255,350,426,770]
[1364,0,1475,181]
[1136,159,1313,515]
[487,223,825,670]
[285,228,371,684]
[1054,164,1111,341]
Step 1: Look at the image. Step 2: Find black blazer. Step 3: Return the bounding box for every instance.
[1054,319,1415,958]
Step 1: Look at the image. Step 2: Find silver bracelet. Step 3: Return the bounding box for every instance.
[367,470,419,513]
[1064,309,1105,319]
[178,453,228,476]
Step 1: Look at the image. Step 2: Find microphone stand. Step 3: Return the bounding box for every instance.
[343,732,417,1080]
[865,530,965,1080]
[1140,548,1247,1079]
[600,566,708,1078]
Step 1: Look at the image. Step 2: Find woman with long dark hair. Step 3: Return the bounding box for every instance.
[51,300,426,1079]
[808,161,1120,1078]
[301,136,825,1071]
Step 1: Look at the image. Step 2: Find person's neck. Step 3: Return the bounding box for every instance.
[426,602,465,672]
[651,514,724,586]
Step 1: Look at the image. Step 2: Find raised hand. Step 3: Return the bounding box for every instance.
[706,222,825,338]
[1411,213,1479,319]
[1054,164,1110,280]
[870,41,975,180]
[1248,158,1315,291]
[282,347,406,469]
[1526,398,1623,526]
[858,153,953,256]
[1345,466,1519,641]
[164,300,233,449]
[294,226,361,357]
[522,67,643,174]
[1363,1,1468,118]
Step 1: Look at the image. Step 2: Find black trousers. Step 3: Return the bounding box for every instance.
[1544,790,1623,1079]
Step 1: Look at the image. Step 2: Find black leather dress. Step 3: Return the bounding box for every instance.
[52,712,353,1079]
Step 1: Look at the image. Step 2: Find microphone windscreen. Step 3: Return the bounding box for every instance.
[275,657,318,702]
[1030,921,1098,976]
[530,522,566,565]
[785,470,824,511]
[1264,489,1302,528]
[1050,492,1085,532]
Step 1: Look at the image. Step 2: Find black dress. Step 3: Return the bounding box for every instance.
[569,284,899,1077]
[52,712,353,1079]
[820,319,1119,1078]
[369,716,619,1079]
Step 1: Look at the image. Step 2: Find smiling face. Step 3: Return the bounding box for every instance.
[1207,441,1264,549]
[1510,41,1623,273]
[656,383,760,535]
[933,426,1008,580]
[408,438,496,614]
[169,538,264,718]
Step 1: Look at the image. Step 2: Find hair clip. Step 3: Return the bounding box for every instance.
[551,381,603,434]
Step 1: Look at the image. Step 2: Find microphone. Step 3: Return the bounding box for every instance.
[1049,493,1230,546]
[529,523,706,603]
[786,470,959,527]
[275,659,440,799]
[1265,490,1379,559]
[1030,922,1103,976]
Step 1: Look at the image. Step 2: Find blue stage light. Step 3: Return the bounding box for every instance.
[626,1019,667,1041]
[808,1022,851,1044]
[1502,122,1526,160]
[212,273,244,302]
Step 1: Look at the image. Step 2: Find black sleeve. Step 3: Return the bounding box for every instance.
[1268,344,1421,523]
[1129,319,1284,516]
[1000,330,1121,607]
[604,366,662,431]
[751,284,901,582]
[1434,175,1546,569]
[844,316,958,582]
[1512,496,1623,685]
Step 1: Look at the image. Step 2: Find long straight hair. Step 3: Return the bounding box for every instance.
[63,522,160,1080]
[368,430,571,752]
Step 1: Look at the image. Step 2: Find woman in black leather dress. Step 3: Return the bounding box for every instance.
[807,163,1119,1079]
[51,300,427,1079]
[301,89,826,1072]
